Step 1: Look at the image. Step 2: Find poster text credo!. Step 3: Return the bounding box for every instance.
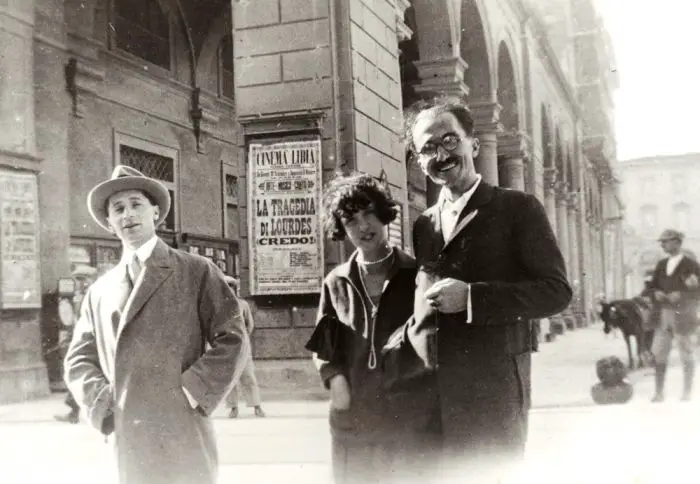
[248,139,323,295]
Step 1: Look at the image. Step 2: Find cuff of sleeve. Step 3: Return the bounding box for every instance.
[319,363,344,390]
[181,369,215,416]
[87,385,114,434]
[182,386,198,409]
[465,283,472,324]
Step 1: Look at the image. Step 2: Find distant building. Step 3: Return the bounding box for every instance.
[618,153,700,296]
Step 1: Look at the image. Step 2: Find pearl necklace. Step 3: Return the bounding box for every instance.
[357,245,393,265]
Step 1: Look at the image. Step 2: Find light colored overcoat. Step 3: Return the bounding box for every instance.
[65,238,249,484]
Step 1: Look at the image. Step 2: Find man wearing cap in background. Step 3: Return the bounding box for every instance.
[64,165,250,484]
[648,228,700,402]
[222,276,266,419]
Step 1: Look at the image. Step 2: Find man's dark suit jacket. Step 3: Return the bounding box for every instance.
[411,181,571,459]
[648,255,700,335]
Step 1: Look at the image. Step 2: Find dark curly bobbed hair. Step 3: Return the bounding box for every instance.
[403,94,475,154]
[322,172,398,241]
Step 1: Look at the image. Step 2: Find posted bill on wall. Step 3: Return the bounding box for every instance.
[248,138,323,295]
[0,170,41,309]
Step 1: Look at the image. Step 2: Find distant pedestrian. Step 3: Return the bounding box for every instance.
[64,165,250,484]
[648,229,700,402]
[223,276,265,419]
[55,266,97,424]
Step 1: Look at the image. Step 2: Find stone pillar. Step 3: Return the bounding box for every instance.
[497,131,530,191]
[555,187,571,275]
[0,0,51,402]
[37,0,74,391]
[555,184,575,330]
[567,192,583,326]
[499,158,525,190]
[471,101,501,186]
[543,168,558,231]
[576,202,592,324]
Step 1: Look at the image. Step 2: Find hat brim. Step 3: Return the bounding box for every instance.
[88,176,171,232]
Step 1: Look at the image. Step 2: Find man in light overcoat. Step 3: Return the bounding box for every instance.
[64,165,250,484]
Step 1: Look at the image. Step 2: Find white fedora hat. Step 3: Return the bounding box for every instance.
[87,165,171,232]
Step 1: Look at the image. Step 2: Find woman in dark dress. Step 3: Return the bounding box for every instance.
[306,172,437,484]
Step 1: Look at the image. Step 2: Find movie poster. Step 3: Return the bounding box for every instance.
[247,138,323,295]
[0,171,41,309]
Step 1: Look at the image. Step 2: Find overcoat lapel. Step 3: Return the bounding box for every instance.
[441,182,495,251]
[117,239,173,341]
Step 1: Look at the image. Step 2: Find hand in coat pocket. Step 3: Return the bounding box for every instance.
[329,374,351,410]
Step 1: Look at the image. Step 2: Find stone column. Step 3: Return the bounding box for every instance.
[543,168,558,231]
[499,158,525,190]
[555,184,575,330]
[471,101,501,186]
[567,192,583,326]
[497,131,530,191]
[0,0,51,403]
[576,203,592,325]
[555,186,571,275]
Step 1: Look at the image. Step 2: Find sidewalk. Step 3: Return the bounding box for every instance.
[0,392,330,424]
[2,321,698,423]
[532,321,697,408]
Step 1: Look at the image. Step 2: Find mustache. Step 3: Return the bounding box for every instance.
[431,156,460,168]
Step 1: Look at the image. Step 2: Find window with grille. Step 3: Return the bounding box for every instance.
[117,140,177,231]
[113,0,171,70]
[218,33,234,99]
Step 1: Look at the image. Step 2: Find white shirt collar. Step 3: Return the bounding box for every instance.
[121,236,158,265]
[438,175,482,211]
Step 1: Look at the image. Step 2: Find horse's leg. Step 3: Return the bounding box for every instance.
[636,330,644,368]
[625,333,635,370]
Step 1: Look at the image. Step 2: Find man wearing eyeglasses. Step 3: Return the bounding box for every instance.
[400,96,572,481]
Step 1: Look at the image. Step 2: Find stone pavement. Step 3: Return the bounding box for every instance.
[2,322,700,483]
[532,321,696,407]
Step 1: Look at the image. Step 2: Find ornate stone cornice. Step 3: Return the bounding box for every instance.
[470,100,502,134]
[412,56,469,99]
[393,0,413,42]
[497,131,532,160]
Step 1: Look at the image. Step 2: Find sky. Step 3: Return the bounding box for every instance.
[593,0,700,160]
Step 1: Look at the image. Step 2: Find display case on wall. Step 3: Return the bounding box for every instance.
[176,233,239,277]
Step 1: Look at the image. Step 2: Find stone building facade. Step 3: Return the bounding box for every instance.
[0,0,621,402]
[618,154,700,297]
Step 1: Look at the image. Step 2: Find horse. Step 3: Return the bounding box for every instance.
[599,296,655,370]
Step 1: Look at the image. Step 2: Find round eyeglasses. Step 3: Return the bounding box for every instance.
[416,134,463,159]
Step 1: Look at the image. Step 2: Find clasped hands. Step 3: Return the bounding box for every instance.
[424,277,470,313]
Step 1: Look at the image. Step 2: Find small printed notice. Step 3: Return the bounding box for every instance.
[0,171,41,308]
